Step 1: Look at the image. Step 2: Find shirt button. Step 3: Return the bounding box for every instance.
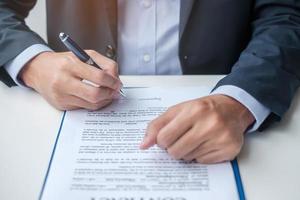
[143,54,151,63]
[142,0,152,8]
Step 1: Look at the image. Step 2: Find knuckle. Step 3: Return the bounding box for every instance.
[194,98,215,112]
[59,56,73,68]
[156,133,170,149]
[203,97,216,108]
[86,50,98,57]
[191,101,206,116]
[59,57,69,66]
[194,100,206,109]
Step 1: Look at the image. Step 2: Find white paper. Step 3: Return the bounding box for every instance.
[41,87,239,200]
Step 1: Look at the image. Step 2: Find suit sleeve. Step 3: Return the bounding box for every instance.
[0,0,47,87]
[214,0,300,124]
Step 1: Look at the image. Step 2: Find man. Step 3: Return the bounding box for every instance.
[0,0,299,164]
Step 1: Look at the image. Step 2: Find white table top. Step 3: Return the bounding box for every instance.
[0,75,299,200]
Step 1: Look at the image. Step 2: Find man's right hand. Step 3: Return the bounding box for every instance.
[20,50,122,111]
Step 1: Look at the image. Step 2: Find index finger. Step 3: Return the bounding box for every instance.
[72,62,121,90]
[85,50,119,77]
[140,107,178,150]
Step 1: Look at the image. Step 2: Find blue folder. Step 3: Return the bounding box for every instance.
[40,112,246,200]
[231,159,246,200]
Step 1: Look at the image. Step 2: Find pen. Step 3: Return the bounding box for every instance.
[59,32,125,97]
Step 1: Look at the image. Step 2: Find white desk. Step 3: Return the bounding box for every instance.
[0,75,299,200]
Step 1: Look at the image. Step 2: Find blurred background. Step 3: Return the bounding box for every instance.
[26,0,47,41]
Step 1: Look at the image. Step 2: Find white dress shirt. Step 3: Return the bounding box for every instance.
[117,0,182,75]
[4,0,270,132]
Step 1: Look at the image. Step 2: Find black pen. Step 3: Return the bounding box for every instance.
[59,32,125,97]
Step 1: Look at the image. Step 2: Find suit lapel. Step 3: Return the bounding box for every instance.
[179,0,195,39]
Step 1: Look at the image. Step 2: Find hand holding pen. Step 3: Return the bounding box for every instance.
[20,34,123,111]
[59,32,125,97]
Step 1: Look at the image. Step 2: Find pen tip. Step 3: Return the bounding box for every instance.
[120,90,126,97]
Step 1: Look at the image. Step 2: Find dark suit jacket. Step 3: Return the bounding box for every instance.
[0,0,300,128]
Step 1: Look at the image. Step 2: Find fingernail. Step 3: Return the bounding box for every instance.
[139,142,147,150]
[140,137,149,150]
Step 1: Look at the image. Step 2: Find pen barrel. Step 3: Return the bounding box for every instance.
[86,58,102,69]
[60,33,102,69]
[62,37,90,63]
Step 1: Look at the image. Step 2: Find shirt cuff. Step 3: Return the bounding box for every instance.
[211,85,271,132]
[4,44,53,87]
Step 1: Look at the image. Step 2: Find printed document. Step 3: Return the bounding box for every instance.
[40,87,239,200]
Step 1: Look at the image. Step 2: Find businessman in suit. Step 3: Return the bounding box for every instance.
[0,0,300,164]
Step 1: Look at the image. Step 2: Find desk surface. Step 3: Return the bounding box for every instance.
[0,75,299,200]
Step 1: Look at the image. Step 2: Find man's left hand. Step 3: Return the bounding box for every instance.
[140,94,255,164]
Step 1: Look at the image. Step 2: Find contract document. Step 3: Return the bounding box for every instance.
[40,87,241,200]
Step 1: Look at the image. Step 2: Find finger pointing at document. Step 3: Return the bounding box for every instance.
[140,95,255,164]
